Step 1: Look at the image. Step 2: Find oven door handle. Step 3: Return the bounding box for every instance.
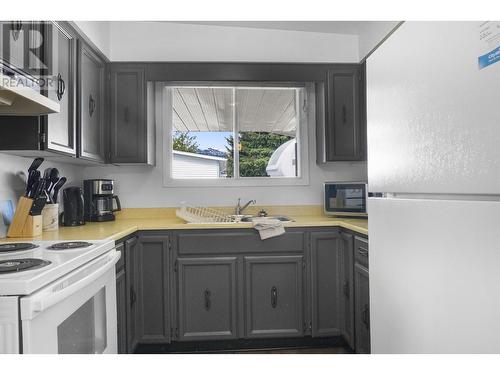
[21,250,120,320]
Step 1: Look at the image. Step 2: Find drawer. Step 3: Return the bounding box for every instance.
[115,241,125,271]
[176,229,306,255]
[354,236,369,269]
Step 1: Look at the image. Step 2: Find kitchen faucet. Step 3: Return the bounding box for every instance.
[235,198,256,215]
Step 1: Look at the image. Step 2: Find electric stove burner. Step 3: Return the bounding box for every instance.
[0,243,39,253]
[47,241,93,250]
[0,258,51,274]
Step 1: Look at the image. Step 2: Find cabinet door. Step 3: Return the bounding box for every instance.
[116,268,127,354]
[109,65,148,164]
[244,256,304,338]
[354,263,370,354]
[177,257,238,341]
[136,235,170,344]
[324,66,364,161]
[124,236,139,353]
[310,232,342,337]
[340,231,355,348]
[42,22,77,155]
[78,41,104,162]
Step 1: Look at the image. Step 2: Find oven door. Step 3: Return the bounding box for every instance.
[20,250,120,354]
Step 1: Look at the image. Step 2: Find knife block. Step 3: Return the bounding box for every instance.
[7,196,43,238]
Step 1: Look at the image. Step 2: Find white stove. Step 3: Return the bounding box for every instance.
[0,239,119,354]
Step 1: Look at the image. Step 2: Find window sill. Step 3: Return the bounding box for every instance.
[162,175,309,188]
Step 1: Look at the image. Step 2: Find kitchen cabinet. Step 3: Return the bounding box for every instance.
[1,21,43,82]
[310,231,342,337]
[340,231,355,348]
[78,41,105,162]
[115,241,127,354]
[244,256,304,338]
[41,22,77,156]
[135,234,171,345]
[177,257,238,341]
[109,64,154,164]
[316,64,366,163]
[354,236,370,354]
[124,236,139,353]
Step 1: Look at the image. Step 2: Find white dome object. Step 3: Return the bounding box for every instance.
[266,139,297,177]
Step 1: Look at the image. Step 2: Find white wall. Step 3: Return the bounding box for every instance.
[82,89,367,208]
[72,21,111,59]
[108,21,359,62]
[0,153,84,237]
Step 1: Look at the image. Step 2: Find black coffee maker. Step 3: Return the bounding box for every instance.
[83,179,121,222]
[60,186,85,226]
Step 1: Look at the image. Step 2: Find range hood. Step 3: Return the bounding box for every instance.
[0,73,60,115]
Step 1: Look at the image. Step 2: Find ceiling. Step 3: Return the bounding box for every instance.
[169,21,391,36]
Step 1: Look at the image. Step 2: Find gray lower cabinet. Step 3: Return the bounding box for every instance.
[354,236,370,353]
[354,263,370,353]
[244,256,304,338]
[310,231,342,337]
[78,40,105,162]
[109,65,153,164]
[340,231,355,347]
[116,268,127,354]
[124,236,139,353]
[177,257,238,341]
[136,235,171,344]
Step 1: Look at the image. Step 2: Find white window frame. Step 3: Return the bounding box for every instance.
[160,82,310,188]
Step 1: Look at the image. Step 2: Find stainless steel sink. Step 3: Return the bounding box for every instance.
[240,215,294,223]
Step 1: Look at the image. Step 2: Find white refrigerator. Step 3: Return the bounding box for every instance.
[367,21,500,353]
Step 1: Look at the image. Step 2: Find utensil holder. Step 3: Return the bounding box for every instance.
[7,196,43,238]
[42,203,59,232]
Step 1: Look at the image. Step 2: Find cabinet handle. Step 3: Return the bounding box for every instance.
[362,304,370,329]
[204,289,211,311]
[130,287,136,307]
[342,105,347,124]
[357,247,368,257]
[89,94,96,117]
[56,73,65,101]
[271,286,278,308]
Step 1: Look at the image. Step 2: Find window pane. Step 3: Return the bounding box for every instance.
[235,88,298,178]
[171,87,233,179]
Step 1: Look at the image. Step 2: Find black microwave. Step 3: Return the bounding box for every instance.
[324,182,368,217]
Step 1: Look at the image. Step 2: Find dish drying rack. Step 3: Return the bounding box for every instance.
[176,203,234,224]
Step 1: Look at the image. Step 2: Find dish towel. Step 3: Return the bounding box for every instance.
[252,218,285,240]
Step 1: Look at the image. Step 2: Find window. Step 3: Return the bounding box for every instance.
[163,83,309,186]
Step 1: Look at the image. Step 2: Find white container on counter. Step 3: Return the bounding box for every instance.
[42,203,59,232]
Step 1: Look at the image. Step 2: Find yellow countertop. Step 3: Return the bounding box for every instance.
[1,206,368,242]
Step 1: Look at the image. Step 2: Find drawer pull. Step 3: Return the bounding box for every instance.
[357,247,368,257]
[204,289,211,311]
[271,286,278,308]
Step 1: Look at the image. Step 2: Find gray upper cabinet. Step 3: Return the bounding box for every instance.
[136,234,171,345]
[109,65,154,164]
[78,41,105,162]
[310,231,342,337]
[317,64,366,163]
[177,257,238,341]
[244,255,304,338]
[42,22,77,155]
